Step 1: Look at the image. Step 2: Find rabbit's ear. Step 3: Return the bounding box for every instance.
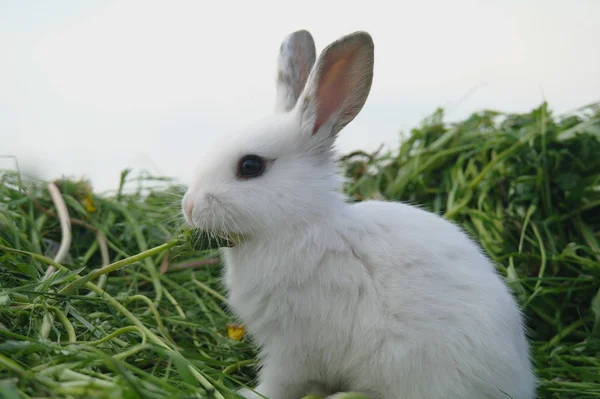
[297,31,374,137]
[275,30,317,113]
[275,30,317,112]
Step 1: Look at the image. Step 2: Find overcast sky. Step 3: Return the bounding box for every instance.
[1,0,599,192]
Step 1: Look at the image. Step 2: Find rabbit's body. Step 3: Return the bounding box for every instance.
[182,30,536,399]
[225,200,535,399]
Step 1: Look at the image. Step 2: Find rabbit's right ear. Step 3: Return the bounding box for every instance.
[275,30,316,113]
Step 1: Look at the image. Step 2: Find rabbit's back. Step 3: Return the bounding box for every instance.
[340,200,536,398]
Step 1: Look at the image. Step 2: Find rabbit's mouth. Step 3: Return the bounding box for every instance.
[189,229,246,250]
[213,230,246,246]
[210,229,247,247]
[226,232,246,245]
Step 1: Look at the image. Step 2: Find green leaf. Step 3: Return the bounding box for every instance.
[0,379,21,399]
[170,351,197,388]
[591,288,600,336]
[555,173,581,191]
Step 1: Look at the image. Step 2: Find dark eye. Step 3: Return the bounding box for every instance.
[238,155,266,178]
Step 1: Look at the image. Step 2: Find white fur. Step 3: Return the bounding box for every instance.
[182,30,536,399]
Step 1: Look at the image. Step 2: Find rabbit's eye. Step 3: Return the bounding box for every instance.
[238,155,266,178]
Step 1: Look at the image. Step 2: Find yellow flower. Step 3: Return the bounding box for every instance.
[82,193,97,213]
[226,323,246,341]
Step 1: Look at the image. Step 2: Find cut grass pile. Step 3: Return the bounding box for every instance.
[1,101,600,399]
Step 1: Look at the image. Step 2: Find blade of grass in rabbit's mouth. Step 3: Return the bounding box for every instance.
[190,229,245,250]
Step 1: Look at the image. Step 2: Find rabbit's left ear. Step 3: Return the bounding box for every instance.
[297,31,374,137]
[275,30,317,113]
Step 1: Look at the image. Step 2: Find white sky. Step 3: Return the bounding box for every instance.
[1,0,599,192]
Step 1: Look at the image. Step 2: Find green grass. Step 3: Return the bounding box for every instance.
[1,101,600,398]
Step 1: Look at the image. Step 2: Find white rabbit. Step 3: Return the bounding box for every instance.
[182,29,536,399]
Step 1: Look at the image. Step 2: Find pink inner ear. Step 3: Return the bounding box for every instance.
[312,45,360,135]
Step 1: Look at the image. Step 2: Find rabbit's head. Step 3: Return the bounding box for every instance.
[182,30,374,239]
